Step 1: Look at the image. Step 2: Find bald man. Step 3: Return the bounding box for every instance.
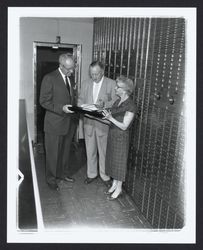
[40,53,78,190]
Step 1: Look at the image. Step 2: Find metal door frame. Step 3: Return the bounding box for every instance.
[33,41,82,144]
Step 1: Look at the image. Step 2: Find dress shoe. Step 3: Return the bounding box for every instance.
[107,191,123,201]
[63,176,75,183]
[84,177,97,184]
[48,183,60,191]
[104,189,114,195]
[102,179,112,188]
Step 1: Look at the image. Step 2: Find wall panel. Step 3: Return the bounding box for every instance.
[93,17,185,229]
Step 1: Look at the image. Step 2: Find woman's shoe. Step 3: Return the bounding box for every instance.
[104,190,114,195]
[107,191,123,201]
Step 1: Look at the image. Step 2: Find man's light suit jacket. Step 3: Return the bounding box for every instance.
[78,76,117,136]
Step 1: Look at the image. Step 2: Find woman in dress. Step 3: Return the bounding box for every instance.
[102,76,136,200]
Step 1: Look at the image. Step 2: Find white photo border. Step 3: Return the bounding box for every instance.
[7,7,196,243]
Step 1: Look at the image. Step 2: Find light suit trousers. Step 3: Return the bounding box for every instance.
[84,128,110,181]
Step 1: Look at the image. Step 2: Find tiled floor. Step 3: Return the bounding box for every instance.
[34,141,151,230]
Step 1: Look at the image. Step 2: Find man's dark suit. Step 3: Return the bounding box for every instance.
[40,69,77,185]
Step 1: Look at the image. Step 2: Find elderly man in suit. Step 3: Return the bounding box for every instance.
[40,53,78,190]
[78,61,117,184]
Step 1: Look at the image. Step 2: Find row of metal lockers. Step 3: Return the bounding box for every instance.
[93,17,185,228]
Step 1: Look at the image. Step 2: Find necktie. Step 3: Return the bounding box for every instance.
[65,76,71,95]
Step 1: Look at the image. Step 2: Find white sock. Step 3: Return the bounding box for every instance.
[111,187,122,198]
[108,180,117,193]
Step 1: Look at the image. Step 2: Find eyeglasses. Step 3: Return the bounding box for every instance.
[115,85,123,89]
[61,64,75,72]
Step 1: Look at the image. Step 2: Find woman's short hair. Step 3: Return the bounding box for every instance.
[116,75,134,95]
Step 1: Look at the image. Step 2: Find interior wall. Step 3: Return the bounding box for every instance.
[20,17,94,139]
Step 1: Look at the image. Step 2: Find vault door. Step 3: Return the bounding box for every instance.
[33,42,81,144]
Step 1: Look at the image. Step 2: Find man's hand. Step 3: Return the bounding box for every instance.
[63,104,74,113]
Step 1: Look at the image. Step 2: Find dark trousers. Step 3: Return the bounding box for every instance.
[44,123,76,185]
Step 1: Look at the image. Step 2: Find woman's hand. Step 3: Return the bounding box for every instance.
[102,109,112,121]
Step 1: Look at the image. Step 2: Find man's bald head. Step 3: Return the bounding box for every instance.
[59,53,75,76]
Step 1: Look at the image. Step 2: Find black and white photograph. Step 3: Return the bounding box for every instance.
[7,7,196,243]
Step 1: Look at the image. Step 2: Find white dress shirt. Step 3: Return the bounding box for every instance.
[92,76,104,104]
[58,67,71,90]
